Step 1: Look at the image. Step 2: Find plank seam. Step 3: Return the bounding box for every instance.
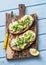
[38,33,46,36]
[0,2,46,12]
[39,49,46,51]
[26,2,46,7]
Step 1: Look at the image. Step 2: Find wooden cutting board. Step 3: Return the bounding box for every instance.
[5,4,38,59]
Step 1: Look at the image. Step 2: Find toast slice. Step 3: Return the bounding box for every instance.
[9,30,36,51]
[8,15,34,35]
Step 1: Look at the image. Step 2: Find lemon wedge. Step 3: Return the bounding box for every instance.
[29,48,39,56]
[2,33,8,49]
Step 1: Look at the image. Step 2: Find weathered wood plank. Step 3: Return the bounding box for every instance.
[0,51,46,65]
[0,0,46,11]
[38,35,46,50]
[0,43,5,57]
[0,35,46,57]
[0,27,5,41]
[38,19,46,34]
[0,4,46,26]
[26,4,46,19]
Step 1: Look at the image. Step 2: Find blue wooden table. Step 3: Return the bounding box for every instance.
[0,0,46,65]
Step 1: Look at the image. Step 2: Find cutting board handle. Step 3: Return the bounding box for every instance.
[19,4,25,16]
